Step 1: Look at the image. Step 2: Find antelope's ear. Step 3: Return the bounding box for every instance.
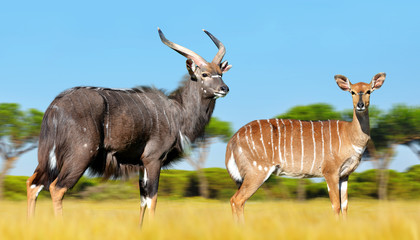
[220,60,232,73]
[335,74,352,92]
[186,59,197,80]
[370,72,386,91]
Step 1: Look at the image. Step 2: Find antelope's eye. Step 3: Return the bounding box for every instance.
[201,73,209,78]
[351,91,356,95]
[366,90,371,94]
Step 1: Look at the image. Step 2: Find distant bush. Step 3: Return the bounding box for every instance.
[4,165,420,201]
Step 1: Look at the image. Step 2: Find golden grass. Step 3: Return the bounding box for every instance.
[1,198,419,240]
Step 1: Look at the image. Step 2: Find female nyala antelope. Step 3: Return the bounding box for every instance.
[225,73,385,222]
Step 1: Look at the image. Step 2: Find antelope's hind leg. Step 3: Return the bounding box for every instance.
[26,172,44,218]
[139,160,162,226]
[230,172,269,223]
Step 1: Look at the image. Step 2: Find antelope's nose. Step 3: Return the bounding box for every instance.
[220,85,229,93]
[357,102,365,109]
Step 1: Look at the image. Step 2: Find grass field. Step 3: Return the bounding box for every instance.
[1,198,419,240]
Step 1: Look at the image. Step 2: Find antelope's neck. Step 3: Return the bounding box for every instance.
[349,109,370,146]
[176,80,215,142]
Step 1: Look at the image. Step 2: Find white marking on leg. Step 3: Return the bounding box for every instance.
[49,144,57,170]
[299,120,304,172]
[341,199,348,211]
[257,120,268,158]
[141,196,152,209]
[227,153,242,182]
[336,121,341,154]
[30,184,36,189]
[35,185,44,197]
[327,184,330,192]
[340,179,348,211]
[310,121,316,173]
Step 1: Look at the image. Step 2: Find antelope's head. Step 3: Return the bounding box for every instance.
[158,28,231,99]
[335,73,386,113]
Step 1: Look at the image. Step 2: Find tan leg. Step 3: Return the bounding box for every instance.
[339,176,349,219]
[324,174,341,218]
[26,173,43,219]
[49,178,68,217]
[230,174,267,224]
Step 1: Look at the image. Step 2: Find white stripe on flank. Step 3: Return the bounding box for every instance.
[337,121,341,154]
[268,120,275,162]
[249,125,259,158]
[281,119,287,167]
[328,120,333,156]
[299,120,304,172]
[310,121,316,173]
[227,153,242,182]
[320,121,325,170]
[276,119,283,167]
[257,120,268,158]
[289,120,294,169]
[49,144,57,170]
[244,126,254,157]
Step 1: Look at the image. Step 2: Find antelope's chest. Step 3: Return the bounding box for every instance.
[339,144,366,177]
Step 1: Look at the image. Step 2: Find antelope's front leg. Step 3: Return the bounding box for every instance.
[339,176,349,218]
[324,174,341,218]
[139,161,161,226]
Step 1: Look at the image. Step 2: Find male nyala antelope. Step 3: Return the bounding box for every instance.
[226,73,385,222]
[26,28,231,225]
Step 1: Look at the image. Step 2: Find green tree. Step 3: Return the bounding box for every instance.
[275,103,342,201]
[0,103,43,199]
[370,104,420,200]
[185,117,233,198]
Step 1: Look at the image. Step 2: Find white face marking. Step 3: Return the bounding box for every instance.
[299,120,304,172]
[49,144,57,170]
[310,121,316,174]
[211,75,221,78]
[227,153,242,182]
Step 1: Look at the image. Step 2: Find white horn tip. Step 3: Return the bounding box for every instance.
[157,27,161,31]
[202,29,206,32]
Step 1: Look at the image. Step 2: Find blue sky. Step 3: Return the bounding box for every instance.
[1,1,419,176]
